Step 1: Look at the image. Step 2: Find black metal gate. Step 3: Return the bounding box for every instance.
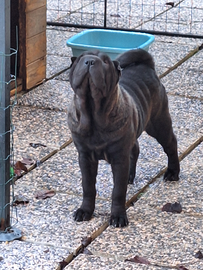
[47,0,203,38]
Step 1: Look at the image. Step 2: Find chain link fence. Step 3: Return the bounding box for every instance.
[47,0,203,38]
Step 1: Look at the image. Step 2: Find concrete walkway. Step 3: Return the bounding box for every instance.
[0,26,203,270]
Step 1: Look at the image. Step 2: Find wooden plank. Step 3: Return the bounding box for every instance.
[10,77,23,96]
[18,0,47,90]
[26,57,46,89]
[10,84,23,96]
[26,31,46,64]
[10,77,22,90]
[25,0,46,12]
[26,5,46,38]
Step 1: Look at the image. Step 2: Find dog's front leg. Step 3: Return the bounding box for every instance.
[74,151,98,222]
[110,155,129,227]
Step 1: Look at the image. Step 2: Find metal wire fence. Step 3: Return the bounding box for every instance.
[47,0,203,38]
[0,49,21,241]
[0,54,17,240]
[0,0,21,241]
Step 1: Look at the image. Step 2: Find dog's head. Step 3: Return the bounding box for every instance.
[68,50,122,135]
[69,50,121,100]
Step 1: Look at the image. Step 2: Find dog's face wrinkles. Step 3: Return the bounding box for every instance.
[68,51,122,134]
[70,51,121,100]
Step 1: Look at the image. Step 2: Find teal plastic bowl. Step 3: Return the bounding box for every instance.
[66,29,154,60]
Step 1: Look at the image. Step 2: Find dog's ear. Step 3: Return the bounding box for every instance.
[113,60,122,76]
[70,56,78,68]
[71,56,77,64]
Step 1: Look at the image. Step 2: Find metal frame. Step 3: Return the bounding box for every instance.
[46,22,203,39]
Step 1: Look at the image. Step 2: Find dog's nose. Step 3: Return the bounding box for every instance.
[85,59,95,66]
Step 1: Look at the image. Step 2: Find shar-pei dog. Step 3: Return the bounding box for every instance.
[68,49,180,227]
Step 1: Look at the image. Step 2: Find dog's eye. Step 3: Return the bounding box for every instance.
[103,58,109,64]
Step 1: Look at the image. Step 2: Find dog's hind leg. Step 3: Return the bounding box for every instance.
[128,141,140,184]
[146,110,180,181]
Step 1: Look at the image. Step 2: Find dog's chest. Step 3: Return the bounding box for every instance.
[80,134,111,162]
[92,148,109,162]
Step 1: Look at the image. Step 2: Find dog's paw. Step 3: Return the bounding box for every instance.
[128,171,135,184]
[109,214,129,227]
[164,168,179,181]
[128,175,134,184]
[73,208,92,222]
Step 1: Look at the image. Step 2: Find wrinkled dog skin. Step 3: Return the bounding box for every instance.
[68,49,180,227]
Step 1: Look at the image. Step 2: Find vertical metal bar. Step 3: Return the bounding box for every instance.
[104,0,107,28]
[0,0,11,231]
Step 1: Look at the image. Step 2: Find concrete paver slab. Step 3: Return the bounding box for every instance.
[86,145,203,269]
[17,80,73,111]
[46,55,71,79]
[137,144,203,215]
[168,97,202,153]
[13,190,107,252]
[65,254,166,270]
[0,241,66,270]
[12,106,71,161]
[161,50,203,98]
[47,29,75,57]
[149,38,198,69]
[14,143,162,201]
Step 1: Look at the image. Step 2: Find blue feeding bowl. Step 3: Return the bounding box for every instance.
[66,29,155,60]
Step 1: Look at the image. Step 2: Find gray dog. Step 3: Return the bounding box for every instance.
[68,49,180,227]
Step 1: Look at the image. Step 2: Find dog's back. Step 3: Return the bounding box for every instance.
[116,49,163,134]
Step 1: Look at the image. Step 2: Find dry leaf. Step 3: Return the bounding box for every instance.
[125,255,150,265]
[81,236,92,247]
[110,14,121,17]
[14,161,28,176]
[166,2,174,7]
[195,250,203,259]
[162,202,182,213]
[29,143,46,148]
[13,195,29,206]
[178,266,189,270]
[34,189,56,200]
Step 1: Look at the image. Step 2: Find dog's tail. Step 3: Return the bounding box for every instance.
[116,49,155,70]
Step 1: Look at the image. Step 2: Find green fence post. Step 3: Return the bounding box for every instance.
[0,0,21,241]
[0,0,11,232]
